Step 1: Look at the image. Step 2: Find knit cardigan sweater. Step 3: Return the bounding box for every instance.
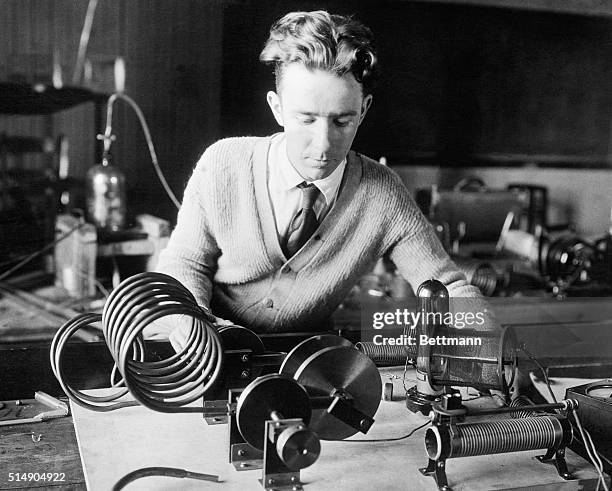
[156,136,486,333]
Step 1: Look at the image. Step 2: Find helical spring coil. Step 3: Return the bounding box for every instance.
[50,272,224,413]
[509,395,541,419]
[451,416,565,457]
[355,341,416,366]
[453,258,498,297]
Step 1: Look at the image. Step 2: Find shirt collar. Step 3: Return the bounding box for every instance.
[276,135,346,206]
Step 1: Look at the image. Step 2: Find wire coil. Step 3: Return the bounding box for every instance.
[426,415,571,460]
[509,395,539,419]
[355,341,416,366]
[51,272,224,413]
[453,257,497,297]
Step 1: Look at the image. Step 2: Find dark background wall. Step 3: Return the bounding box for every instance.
[221,1,612,164]
[1,0,611,223]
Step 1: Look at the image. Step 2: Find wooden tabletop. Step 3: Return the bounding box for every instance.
[0,416,85,490]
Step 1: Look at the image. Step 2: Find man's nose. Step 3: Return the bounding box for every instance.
[311,120,333,154]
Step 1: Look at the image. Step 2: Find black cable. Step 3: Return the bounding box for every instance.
[519,345,557,403]
[337,420,429,443]
[112,467,220,491]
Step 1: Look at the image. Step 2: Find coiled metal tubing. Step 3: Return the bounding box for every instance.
[425,415,572,460]
[355,341,416,366]
[51,272,224,413]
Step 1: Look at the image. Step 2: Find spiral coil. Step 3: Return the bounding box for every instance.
[355,341,416,366]
[426,415,571,460]
[509,395,540,419]
[50,272,224,413]
[453,257,498,297]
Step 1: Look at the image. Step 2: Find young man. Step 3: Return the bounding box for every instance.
[156,11,489,347]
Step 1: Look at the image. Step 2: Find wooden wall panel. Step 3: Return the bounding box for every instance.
[220,2,612,167]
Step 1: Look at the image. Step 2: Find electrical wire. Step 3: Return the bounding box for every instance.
[0,221,84,282]
[337,420,429,443]
[112,467,220,491]
[519,345,557,403]
[72,0,99,85]
[573,411,609,491]
[100,92,181,210]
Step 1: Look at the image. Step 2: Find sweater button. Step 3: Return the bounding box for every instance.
[262,298,274,308]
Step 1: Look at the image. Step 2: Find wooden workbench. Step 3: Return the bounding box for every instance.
[0,416,85,490]
[70,368,606,491]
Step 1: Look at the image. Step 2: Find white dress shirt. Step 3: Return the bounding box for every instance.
[267,133,346,243]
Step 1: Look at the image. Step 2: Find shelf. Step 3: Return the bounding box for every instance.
[0,82,107,115]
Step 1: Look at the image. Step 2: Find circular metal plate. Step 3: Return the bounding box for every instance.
[280,334,353,377]
[236,374,311,450]
[294,346,382,440]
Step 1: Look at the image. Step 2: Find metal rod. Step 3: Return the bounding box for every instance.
[467,400,574,417]
[251,353,287,367]
[310,396,335,410]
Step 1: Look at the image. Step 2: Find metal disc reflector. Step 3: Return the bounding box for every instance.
[280,334,353,376]
[236,374,311,450]
[294,346,382,440]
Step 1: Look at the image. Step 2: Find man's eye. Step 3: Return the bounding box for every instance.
[334,120,350,127]
[298,117,315,125]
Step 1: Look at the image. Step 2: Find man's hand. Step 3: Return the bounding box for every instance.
[168,313,234,353]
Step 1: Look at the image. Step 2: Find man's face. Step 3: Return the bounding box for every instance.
[266,63,372,181]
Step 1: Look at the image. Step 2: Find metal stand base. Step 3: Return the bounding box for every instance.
[228,388,264,471]
[261,419,305,491]
[203,399,228,425]
[405,386,440,415]
[420,457,452,491]
[536,447,574,480]
[420,446,574,491]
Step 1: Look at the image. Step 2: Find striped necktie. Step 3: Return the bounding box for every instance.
[283,182,320,258]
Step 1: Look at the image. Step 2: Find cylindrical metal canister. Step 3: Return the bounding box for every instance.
[86,156,126,231]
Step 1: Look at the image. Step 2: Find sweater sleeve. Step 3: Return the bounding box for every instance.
[386,177,500,334]
[155,152,220,310]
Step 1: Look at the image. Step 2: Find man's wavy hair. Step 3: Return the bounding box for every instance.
[260,11,379,96]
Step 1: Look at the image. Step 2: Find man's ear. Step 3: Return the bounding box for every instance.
[266,91,284,127]
[358,94,373,125]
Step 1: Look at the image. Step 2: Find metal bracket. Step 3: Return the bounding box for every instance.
[326,396,374,434]
[260,418,305,491]
[420,458,452,491]
[203,399,228,425]
[536,447,573,480]
[227,388,263,471]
